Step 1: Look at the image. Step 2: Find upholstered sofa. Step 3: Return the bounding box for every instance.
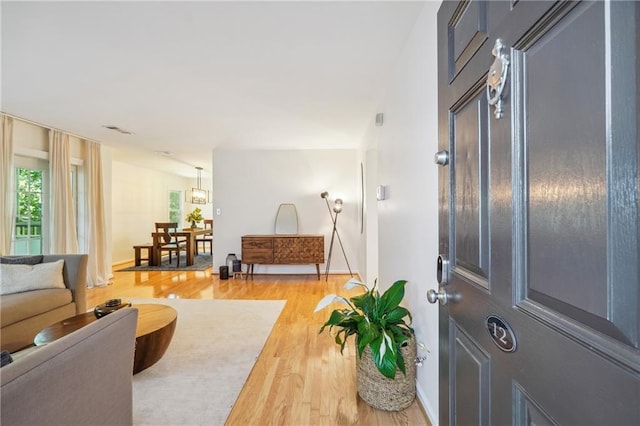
[1,307,138,425]
[0,254,88,352]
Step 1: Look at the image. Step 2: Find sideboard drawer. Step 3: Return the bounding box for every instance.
[243,249,273,264]
[242,237,273,250]
[242,236,274,263]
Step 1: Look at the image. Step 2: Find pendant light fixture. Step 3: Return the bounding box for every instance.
[189,167,210,204]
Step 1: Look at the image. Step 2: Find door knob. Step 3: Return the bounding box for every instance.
[427,288,449,305]
[427,287,458,306]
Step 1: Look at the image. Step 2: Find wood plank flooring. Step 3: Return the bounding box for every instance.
[88,265,431,426]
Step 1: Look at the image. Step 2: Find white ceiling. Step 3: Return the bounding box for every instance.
[1,1,425,176]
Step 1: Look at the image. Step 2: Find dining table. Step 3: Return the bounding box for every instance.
[150,227,212,267]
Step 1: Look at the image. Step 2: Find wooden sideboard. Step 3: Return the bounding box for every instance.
[242,234,324,279]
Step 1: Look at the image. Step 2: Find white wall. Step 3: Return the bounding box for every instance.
[362,2,440,423]
[212,149,359,275]
[12,119,85,162]
[12,119,48,152]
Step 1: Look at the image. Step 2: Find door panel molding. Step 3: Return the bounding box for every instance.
[516,299,640,374]
[513,382,559,426]
[453,267,489,293]
[605,0,639,349]
[448,0,488,82]
[511,1,579,51]
[525,0,608,319]
[511,0,639,373]
[451,320,491,426]
[450,79,490,285]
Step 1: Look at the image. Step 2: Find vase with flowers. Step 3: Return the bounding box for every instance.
[186,207,204,229]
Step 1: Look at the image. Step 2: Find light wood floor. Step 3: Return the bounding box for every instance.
[88,264,431,426]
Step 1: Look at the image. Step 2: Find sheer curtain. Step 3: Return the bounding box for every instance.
[85,140,110,287]
[0,114,14,255]
[49,130,79,253]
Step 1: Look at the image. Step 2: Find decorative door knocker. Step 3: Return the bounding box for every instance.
[486,39,509,119]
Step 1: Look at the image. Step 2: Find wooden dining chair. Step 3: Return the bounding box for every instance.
[154,222,187,267]
[195,219,213,255]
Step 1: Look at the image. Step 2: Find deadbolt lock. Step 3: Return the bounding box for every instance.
[437,254,450,284]
[434,150,449,166]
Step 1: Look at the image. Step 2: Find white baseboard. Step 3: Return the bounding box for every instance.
[416,383,438,426]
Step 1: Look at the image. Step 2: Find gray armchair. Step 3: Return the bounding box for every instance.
[1,307,138,425]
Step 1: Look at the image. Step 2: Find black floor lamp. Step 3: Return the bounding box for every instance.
[321,191,353,281]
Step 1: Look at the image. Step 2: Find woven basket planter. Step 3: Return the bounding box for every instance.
[356,336,417,411]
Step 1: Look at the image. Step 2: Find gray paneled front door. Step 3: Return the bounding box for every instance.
[432,1,639,424]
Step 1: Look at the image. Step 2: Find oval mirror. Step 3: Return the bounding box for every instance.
[275,203,298,234]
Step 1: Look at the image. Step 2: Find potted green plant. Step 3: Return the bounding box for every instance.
[185,207,204,228]
[315,277,417,411]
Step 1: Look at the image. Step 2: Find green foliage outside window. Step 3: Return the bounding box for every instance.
[16,168,43,237]
[168,190,182,224]
[14,167,43,254]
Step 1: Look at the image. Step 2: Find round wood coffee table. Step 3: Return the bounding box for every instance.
[34,304,177,374]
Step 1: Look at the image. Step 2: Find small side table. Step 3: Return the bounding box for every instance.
[34,304,177,374]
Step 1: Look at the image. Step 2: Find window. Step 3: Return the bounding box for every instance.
[168,190,183,225]
[12,156,79,255]
[14,167,44,254]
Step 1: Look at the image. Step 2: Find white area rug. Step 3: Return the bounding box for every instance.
[129,298,286,426]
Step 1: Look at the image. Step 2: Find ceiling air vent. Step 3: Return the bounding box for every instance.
[102,125,134,135]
